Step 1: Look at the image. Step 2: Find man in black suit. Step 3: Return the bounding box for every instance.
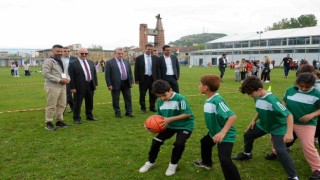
[105,48,134,118]
[134,44,160,114]
[218,54,228,80]
[159,45,180,93]
[62,47,77,113]
[69,48,98,124]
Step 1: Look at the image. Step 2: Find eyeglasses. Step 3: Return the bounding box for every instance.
[80,53,88,56]
[64,51,70,52]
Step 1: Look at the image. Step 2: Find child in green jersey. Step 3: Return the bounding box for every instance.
[233,76,299,180]
[193,74,241,180]
[139,80,195,176]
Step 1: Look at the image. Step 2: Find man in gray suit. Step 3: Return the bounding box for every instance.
[159,45,180,93]
[105,48,134,118]
[42,44,71,131]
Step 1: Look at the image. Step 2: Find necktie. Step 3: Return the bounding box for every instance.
[83,60,91,81]
[147,56,151,75]
[120,60,127,80]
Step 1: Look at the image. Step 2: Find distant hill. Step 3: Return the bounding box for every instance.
[169,33,227,46]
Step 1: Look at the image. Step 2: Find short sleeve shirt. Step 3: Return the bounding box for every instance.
[283,86,320,126]
[254,93,291,135]
[157,92,195,131]
[282,57,292,67]
[203,93,237,143]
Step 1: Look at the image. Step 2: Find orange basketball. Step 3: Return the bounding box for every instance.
[144,115,166,133]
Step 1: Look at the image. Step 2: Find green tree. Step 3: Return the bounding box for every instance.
[266,14,317,30]
[89,44,103,50]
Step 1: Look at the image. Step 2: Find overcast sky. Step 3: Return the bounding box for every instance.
[0,0,319,50]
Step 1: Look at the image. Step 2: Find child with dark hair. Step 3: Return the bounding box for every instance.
[233,76,299,180]
[139,80,195,176]
[194,75,241,180]
[283,72,320,180]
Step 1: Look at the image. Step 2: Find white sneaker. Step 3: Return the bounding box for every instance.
[265,80,270,83]
[139,161,154,173]
[315,138,319,144]
[165,163,177,176]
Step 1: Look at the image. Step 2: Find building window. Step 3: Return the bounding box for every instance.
[312,36,320,44]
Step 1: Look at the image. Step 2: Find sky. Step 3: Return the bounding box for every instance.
[0,0,319,50]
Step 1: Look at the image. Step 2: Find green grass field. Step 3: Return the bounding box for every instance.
[0,66,313,179]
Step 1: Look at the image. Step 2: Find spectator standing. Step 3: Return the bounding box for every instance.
[42,44,70,131]
[159,45,180,93]
[105,48,134,118]
[218,54,228,80]
[134,44,160,114]
[280,54,293,78]
[24,62,30,76]
[69,48,98,124]
[61,47,77,113]
[13,62,20,77]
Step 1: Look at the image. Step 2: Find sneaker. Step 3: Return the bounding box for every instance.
[265,152,277,160]
[288,176,299,180]
[56,121,70,128]
[165,163,177,176]
[265,80,270,83]
[45,122,55,131]
[315,138,319,144]
[139,161,154,173]
[232,152,252,161]
[310,170,320,180]
[193,161,213,169]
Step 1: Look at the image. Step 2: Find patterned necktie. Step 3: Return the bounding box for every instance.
[83,60,91,81]
[119,60,127,80]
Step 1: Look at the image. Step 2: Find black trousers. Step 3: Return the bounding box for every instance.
[66,84,74,111]
[243,125,297,177]
[111,80,132,115]
[219,66,226,79]
[139,76,156,111]
[73,82,94,121]
[200,134,241,180]
[148,128,191,164]
[164,75,179,93]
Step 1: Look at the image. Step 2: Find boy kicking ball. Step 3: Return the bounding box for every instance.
[139,80,195,176]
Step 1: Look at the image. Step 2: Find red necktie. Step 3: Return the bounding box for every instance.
[120,60,127,80]
[83,60,91,81]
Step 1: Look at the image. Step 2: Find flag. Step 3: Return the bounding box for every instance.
[267,86,272,92]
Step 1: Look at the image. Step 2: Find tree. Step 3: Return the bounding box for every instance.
[89,44,103,50]
[266,14,317,30]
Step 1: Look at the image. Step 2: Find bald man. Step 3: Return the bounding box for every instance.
[69,48,98,124]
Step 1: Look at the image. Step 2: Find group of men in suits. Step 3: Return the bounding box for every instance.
[42,44,180,130]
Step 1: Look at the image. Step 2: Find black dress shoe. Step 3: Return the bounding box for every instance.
[125,113,135,117]
[86,117,97,121]
[150,108,156,112]
[74,120,82,124]
[115,114,122,118]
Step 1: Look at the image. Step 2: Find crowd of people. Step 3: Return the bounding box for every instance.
[39,44,320,179]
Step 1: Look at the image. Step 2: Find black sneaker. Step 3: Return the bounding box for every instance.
[56,121,70,128]
[265,152,277,160]
[232,152,252,161]
[193,161,213,169]
[45,122,56,131]
[310,170,320,180]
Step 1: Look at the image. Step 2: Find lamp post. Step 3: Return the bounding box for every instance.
[257,31,263,59]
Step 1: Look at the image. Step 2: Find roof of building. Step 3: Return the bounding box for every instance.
[207,26,320,43]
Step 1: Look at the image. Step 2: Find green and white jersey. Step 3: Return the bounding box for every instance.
[283,86,320,126]
[254,92,291,135]
[157,92,195,132]
[204,93,236,143]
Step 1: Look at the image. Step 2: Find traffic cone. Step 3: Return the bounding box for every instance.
[267,86,272,92]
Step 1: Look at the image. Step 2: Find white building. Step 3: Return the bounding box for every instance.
[190,26,320,66]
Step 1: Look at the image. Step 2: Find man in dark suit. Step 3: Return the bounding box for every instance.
[105,48,134,118]
[159,45,180,93]
[62,47,77,113]
[134,44,160,114]
[69,48,98,124]
[219,54,227,80]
